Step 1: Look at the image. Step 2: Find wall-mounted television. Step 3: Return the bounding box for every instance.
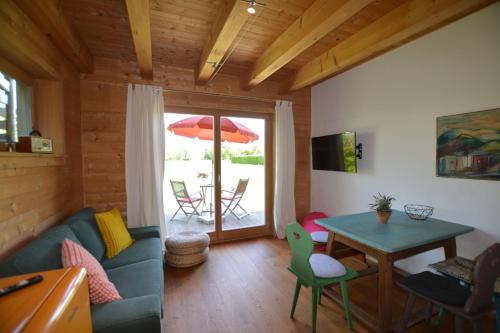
[312,132,357,173]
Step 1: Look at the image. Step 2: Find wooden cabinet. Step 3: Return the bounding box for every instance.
[0,268,92,333]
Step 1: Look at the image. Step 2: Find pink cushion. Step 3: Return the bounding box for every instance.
[179,196,201,203]
[61,238,122,304]
[301,212,329,251]
[301,211,328,233]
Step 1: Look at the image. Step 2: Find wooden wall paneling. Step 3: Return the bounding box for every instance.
[34,80,66,155]
[15,0,93,73]
[80,59,311,223]
[0,35,84,257]
[82,57,310,103]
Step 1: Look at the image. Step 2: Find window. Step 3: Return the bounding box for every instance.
[0,71,32,146]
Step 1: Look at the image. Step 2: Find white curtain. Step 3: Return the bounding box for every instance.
[125,84,166,242]
[274,100,296,239]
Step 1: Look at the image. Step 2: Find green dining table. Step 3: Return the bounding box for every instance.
[316,210,474,333]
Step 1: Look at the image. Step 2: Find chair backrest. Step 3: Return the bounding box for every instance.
[285,222,315,284]
[464,243,500,314]
[234,178,249,197]
[170,180,189,199]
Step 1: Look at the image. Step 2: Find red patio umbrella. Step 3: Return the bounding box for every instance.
[167,116,258,143]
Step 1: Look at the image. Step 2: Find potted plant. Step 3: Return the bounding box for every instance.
[369,193,395,224]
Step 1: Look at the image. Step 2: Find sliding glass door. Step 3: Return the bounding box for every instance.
[164,110,272,242]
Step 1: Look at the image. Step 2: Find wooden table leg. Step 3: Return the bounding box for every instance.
[326,231,335,257]
[378,253,393,332]
[444,237,457,259]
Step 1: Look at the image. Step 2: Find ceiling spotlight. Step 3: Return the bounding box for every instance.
[247,1,256,14]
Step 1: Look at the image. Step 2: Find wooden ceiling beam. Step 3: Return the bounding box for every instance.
[196,0,250,85]
[243,0,374,89]
[283,0,497,93]
[15,0,93,73]
[125,0,153,79]
[0,0,59,79]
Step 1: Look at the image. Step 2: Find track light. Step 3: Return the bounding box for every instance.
[247,1,256,14]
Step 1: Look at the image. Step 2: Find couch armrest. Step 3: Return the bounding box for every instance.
[128,226,161,239]
[91,295,163,333]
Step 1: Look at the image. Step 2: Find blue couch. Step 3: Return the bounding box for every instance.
[0,208,164,333]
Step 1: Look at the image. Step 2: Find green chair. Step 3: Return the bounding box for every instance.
[285,222,358,333]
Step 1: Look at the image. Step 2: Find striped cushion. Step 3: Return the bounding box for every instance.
[95,208,134,258]
[61,238,121,304]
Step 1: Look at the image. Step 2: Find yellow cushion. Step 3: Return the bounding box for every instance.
[95,208,134,258]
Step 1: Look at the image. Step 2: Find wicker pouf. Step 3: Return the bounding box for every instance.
[165,248,209,268]
[164,231,210,267]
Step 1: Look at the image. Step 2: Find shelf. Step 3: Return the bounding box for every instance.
[0,152,66,158]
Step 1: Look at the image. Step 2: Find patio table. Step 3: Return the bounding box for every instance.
[316,210,474,332]
[200,184,214,217]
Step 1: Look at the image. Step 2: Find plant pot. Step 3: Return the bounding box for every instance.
[376,210,392,224]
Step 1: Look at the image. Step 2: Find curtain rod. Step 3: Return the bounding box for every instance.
[115,81,287,104]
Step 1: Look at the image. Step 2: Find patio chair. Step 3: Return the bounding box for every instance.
[221,178,249,220]
[285,222,358,333]
[398,243,500,333]
[170,180,202,222]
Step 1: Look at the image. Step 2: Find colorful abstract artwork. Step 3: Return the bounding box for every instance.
[437,108,500,180]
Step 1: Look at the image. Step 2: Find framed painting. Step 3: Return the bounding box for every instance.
[436,108,500,180]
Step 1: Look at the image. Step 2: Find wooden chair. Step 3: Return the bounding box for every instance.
[285,222,358,333]
[398,243,500,333]
[170,180,202,222]
[221,178,249,220]
[429,256,500,333]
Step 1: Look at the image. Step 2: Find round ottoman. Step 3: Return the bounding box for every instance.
[165,248,209,268]
[165,231,210,268]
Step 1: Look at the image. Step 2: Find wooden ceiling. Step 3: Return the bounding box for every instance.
[60,0,496,92]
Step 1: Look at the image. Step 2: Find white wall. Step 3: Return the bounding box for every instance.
[311,3,500,273]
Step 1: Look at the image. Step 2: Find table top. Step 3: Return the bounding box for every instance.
[315,210,474,253]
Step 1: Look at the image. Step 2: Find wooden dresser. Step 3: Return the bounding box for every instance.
[0,268,92,333]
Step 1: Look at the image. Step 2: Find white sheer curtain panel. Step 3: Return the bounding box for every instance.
[274,100,296,239]
[125,84,167,242]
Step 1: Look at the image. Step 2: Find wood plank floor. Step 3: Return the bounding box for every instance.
[164,237,496,333]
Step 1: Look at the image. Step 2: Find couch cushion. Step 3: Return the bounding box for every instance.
[62,239,122,304]
[91,295,162,333]
[106,259,163,301]
[0,225,81,277]
[128,226,161,240]
[95,208,134,259]
[100,238,163,270]
[64,207,106,261]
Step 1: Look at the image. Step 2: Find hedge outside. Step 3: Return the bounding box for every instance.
[230,155,264,165]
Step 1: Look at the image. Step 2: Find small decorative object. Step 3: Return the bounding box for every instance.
[404,204,434,220]
[17,130,53,154]
[436,108,499,181]
[369,193,395,224]
[197,172,208,181]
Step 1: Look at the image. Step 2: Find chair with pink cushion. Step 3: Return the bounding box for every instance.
[301,212,366,262]
[301,212,329,251]
[170,180,202,222]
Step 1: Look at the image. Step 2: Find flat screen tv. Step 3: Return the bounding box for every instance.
[312,132,357,173]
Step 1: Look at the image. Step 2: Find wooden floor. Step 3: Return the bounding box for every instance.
[164,237,496,333]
